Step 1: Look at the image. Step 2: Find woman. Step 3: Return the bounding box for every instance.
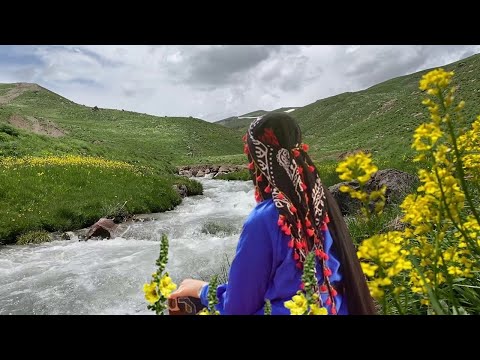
[169,112,376,315]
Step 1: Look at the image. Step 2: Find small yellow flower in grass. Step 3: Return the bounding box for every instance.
[143,282,160,304]
[284,292,308,315]
[455,100,465,111]
[159,274,177,298]
[309,304,328,315]
[420,298,430,306]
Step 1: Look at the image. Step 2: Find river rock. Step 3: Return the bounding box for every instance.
[196,170,205,177]
[173,184,188,198]
[61,231,75,240]
[86,218,118,240]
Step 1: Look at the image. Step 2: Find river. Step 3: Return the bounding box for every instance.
[0,178,255,315]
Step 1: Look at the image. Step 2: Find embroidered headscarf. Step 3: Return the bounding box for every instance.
[244,112,377,315]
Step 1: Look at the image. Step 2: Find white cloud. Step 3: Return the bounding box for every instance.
[0,45,478,121]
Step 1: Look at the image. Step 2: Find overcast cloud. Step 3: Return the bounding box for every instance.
[0,45,478,121]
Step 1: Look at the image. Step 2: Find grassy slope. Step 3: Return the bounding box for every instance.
[0,85,244,243]
[0,85,244,169]
[298,54,480,169]
[214,54,480,174]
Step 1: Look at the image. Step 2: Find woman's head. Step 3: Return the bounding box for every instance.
[244,112,328,265]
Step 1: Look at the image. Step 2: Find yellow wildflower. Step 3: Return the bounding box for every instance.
[159,274,177,298]
[336,151,378,185]
[143,282,160,304]
[309,304,328,315]
[419,68,454,91]
[197,309,210,315]
[284,292,308,315]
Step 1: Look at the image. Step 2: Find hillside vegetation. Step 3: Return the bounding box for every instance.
[216,54,480,173]
[0,83,243,243]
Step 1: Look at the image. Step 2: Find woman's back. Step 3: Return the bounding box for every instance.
[199,198,348,315]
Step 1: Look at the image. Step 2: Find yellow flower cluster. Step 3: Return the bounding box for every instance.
[143,273,177,305]
[284,291,328,315]
[0,155,136,171]
[197,309,210,315]
[412,122,443,152]
[419,68,454,95]
[159,274,177,298]
[337,151,386,217]
[143,281,160,304]
[458,116,480,181]
[357,232,412,299]
[284,292,308,315]
[336,152,378,185]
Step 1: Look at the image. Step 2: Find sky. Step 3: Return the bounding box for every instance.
[0,45,479,122]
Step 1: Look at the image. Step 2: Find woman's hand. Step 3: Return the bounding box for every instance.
[169,279,208,299]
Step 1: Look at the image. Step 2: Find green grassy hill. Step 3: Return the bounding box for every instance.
[215,54,480,172]
[297,54,480,170]
[0,83,244,170]
[0,83,244,243]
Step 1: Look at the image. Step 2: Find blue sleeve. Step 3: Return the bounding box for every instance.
[200,211,273,315]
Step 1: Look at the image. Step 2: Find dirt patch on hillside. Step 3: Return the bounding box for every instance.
[380,99,397,112]
[0,83,41,105]
[8,115,66,137]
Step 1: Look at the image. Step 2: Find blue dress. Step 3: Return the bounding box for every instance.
[200,198,348,315]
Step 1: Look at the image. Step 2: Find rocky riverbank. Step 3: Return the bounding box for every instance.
[177,164,247,178]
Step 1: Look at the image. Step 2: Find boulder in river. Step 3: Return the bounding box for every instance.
[85,218,118,240]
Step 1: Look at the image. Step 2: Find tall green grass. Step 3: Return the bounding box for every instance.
[0,162,203,244]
